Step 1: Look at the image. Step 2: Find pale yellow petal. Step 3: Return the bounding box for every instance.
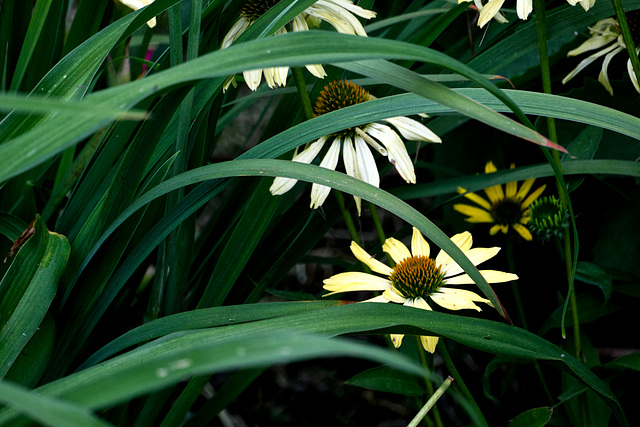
[382,237,412,264]
[441,247,501,277]
[383,287,408,303]
[434,231,473,269]
[411,227,430,258]
[391,334,404,348]
[430,288,488,311]
[445,270,519,285]
[323,272,391,295]
[421,335,439,353]
[350,241,393,276]
[477,0,506,28]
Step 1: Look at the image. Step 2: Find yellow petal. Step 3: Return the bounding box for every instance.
[513,223,533,241]
[522,184,546,208]
[350,242,393,276]
[461,190,492,211]
[483,184,505,205]
[516,178,536,200]
[382,287,408,303]
[391,334,404,348]
[453,204,494,223]
[382,237,412,264]
[505,179,517,199]
[421,335,439,353]
[411,227,430,258]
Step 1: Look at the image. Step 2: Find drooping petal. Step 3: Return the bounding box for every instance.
[243,69,263,91]
[516,0,533,20]
[444,269,519,285]
[562,43,620,86]
[382,237,412,264]
[365,123,416,184]
[350,241,393,276]
[412,298,439,352]
[310,138,341,209]
[323,272,392,295]
[628,53,640,93]
[598,46,624,95]
[383,116,441,143]
[342,136,361,213]
[270,137,327,196]
[354,134,380,188]
[391,334,404,348]
[221,17,251,49]
[477,0,506,28]
[411,227,430,258]
[118,0,158,27]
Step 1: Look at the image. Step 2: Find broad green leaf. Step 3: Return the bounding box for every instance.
[508,407,553,427]
[603,352,640,372]
[347,366,428,396]
[0,215,69,378]
[0,381,113,427]
[575,261,613,303]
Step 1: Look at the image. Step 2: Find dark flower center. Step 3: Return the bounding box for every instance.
[240,0,281,21]
[314,80,371,137]
[389,256,445,300]
[490,198,524,226]
[626,10,640,45]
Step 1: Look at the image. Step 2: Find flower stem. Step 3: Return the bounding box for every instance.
[334,190,361,246]
[533,0,580,358]
[368,200,386,246]
[292,66,314,121]
[437,340,488,427]
[611,0,640,85]
[408,376,453,427]
[417,337,443,427]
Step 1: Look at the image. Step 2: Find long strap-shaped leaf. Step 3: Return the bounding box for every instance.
[0,31,556,183]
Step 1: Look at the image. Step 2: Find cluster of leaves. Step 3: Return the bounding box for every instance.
[1,0,639,425]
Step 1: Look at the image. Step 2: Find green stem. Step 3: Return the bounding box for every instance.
[368,200,386,246]
[611,0,640,85]
[408,376,453,427]
[534,0,580,357]
[292,66,314,121]
[437,340,487,427]
[334,190,361,246]
[504,238,528,330]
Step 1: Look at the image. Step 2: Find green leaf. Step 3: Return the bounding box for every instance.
[575,261,612,303]
[0,215,69,378]
[0,381,113,427]
[603,352,640,371]
[508,407,553,427]
[347,366,427,396]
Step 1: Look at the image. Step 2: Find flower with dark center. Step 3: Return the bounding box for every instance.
[220,0,376,91]
[269,80,441,214]
[453,162,546,241]
[563,10,640,95]
[323,227,517,352]
[459,0,595,29]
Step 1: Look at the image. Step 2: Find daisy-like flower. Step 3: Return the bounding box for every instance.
[562,11,640,95]
[459,0,595,29]
[221,0,376,91]
[117,0,157,28]
[269,80,441,213]
[323,227,518,352]
[453,161,546,241]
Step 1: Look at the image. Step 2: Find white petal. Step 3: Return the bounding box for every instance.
[365,123,416,184]
[516,0,533,20]
[383,116,441,143]
[562,44,620,86]
[354,135,380,188]
[441,247,501,277]
[430,288,486,311]
[243,69,263,91]
[342,136,361,213]
[221,17,251,49]
[477,0,506,28]
[310,138,341,209]
[434,231,473,270]
[269,137,327,195]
